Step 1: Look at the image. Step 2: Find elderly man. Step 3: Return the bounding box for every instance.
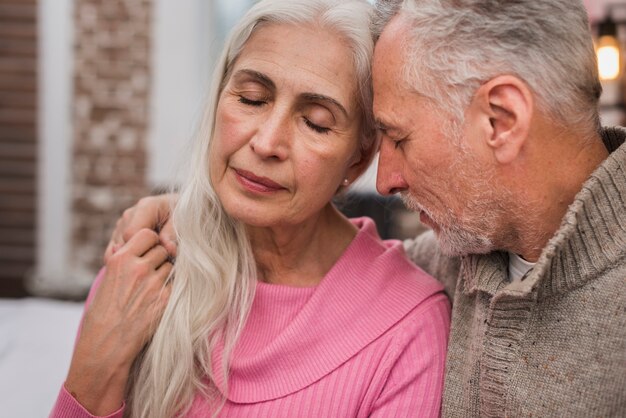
[372,0,625,416]
[106,0,625,416]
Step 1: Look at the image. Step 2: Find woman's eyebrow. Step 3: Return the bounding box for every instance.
[300,93,349,119]
[232,69,275,90]
[232,70,349,119]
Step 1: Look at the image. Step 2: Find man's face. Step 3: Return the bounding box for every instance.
[373,16,504,256]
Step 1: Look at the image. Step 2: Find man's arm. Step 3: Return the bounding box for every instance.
[403,231,461,301]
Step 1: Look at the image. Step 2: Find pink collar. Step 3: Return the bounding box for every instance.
[211,217,443,403]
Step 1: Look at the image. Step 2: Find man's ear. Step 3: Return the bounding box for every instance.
[472,75,533,164]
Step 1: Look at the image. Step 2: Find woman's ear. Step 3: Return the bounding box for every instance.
[472,75,534,164]
[345,136,378,184]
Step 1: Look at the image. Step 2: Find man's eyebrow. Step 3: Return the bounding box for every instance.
[374,119,389,131]
[232,69,276,90]
[301,93,349,119]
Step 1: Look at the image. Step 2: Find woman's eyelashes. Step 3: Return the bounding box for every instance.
[304,118,330,134]
[238,95,266,106]
[237,92,332,135]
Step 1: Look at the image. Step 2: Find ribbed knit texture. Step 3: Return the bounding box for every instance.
[50,218,451,417]
[405,127,626,417]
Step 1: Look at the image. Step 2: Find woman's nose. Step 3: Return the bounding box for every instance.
[249,110,290,160]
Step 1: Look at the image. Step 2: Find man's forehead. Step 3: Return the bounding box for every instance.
[372,15,410,76]
[374,12,410,49]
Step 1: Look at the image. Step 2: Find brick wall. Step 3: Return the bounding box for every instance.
[70,0,152,275]
[0,0,37,297]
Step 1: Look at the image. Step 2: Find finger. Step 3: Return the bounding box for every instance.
[104,243,122,264]
[155,261,173,285]
[121,228,160,257]
[142,245,170,269]
[158,220,177,257]
[121,195,174,244]
[104,241,117,263]
[104,219,127,263]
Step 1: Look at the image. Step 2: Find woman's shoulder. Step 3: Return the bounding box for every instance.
[313,217,448,342]
[347,217,445,296]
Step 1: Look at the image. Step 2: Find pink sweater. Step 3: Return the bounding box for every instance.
[51,217,450,417]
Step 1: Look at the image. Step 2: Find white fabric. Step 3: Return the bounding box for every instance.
[0,298,84,418]
[507,252,535,282]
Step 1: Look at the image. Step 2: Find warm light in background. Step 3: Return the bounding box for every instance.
[598,35,621,80]
[596,13,622,81]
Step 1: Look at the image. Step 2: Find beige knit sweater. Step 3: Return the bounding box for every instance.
[404,127,626,417]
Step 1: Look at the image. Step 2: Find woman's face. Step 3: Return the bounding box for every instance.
[210,23,363,227]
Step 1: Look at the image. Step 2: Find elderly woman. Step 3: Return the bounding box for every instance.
[50,0,449,417]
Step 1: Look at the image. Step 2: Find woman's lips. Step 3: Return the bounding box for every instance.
[233,168,286,193]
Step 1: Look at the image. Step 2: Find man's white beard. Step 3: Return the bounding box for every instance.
[401,193,494,257]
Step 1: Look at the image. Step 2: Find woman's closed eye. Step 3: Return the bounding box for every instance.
[304,105,334,135]
[238,95,267,107]
[304,118,331,134]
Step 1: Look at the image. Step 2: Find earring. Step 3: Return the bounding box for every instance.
[342,178,350,186]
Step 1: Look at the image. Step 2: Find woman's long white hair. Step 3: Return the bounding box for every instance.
[125,0,375,417]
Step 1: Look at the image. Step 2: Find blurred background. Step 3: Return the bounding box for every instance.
[0,0,414,300]
[0,0,624,300]
[0,1,624,416]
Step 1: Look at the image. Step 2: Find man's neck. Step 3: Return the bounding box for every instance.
[505,130,608,262]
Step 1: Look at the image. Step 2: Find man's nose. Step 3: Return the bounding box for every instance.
[376,139,409,196]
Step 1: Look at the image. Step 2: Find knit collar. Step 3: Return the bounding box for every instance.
[462,126,626,300]
[211,217,443,403]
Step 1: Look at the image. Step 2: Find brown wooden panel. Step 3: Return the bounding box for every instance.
[0,159,35,176]
[0,72,36,91]
[0,0,40,297]
[0,108,35,124]
[0,210,35,227]
[0,141,36,159]
[0,125,36,141]
[0,5,36,22]
[0,177,35,194]
[0,0,36,4]
[0,263,32,280]
[0,227,34,245]
[0,22,36,39]
[0,244,34,261]
[0,91,36,107]
[0,38,36,56]
[0,194,35,210]
[0,57,36,74]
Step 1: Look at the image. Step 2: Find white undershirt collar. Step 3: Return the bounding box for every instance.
[507,252,536,282]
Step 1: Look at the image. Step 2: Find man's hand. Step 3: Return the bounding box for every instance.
[105,194,178,262]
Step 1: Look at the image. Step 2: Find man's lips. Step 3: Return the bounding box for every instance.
[419,211,439,232]
[233,168,286,192]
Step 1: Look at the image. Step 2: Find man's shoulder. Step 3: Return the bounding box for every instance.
[403,231,461,300]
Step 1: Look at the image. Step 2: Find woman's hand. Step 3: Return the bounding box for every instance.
[104,194,178,263]
[65,228,173,416]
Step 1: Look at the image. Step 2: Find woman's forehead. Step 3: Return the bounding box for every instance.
[231,23,359,108]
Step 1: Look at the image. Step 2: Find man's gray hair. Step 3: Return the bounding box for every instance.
[373,0,602,132]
